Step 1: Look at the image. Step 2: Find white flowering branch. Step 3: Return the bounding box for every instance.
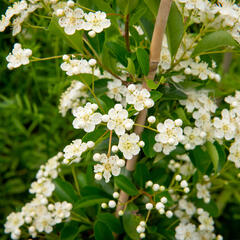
[116,0,173,214]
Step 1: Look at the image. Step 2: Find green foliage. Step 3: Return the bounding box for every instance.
[114,175,139,196]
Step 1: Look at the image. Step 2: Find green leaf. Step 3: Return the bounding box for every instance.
[5,178,26,194]
[60,221,80,240]
[189,145,212,174]
[94,220,114,240]
[142,129,157,158]
[127,58,136,75]
[115,175,138,196]
[81,186,111,198]
[192,31,239,57]
[106,42,130,67]
[150,91,163,101]
[122,204,140,240]
[82,125,107,142]
[206,141,219,172]
[160,83,187,100]
[174,107,191,126]
[117,0,140,15]
[48,16,83,52]
[147,80,159,89]
[97,213,123,234]
[136,48,149,76]
[213,141,226,172]
[166,2,184,57]
[75,195,109,209]
[134,163,150,188]
[143,0,160,17]
[53,178,79,203]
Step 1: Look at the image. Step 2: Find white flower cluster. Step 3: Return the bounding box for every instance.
[118,133,144,160]
[168,154,196,177]
[0,0,42,36]
[101,191,121,210]
[93,153,125,182]
[72,102,102,132]
[153,119,184,155]
[4,153,72,240]
[196,182,211,204]
[126,84,154,111]
[63,139,94,164]
[59,80,88,117]
[175,208,216,240]
[58,7,111,36]
[6,43,32,70]
[136,221,147,239]
[176,0,240,44]
[106,81,154,111]
[60,55,100,76]
[102,104,134,136]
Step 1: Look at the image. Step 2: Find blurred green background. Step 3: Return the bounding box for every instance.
[1,1,240,239]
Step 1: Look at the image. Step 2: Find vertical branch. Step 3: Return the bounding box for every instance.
[116,0,173,215]
[125,14,130,52]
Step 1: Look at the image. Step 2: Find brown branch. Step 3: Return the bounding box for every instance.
[116,0,173,216]
[125,14,130,52]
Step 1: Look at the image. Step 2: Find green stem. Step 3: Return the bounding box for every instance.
[71,166,80,195]
[134,123,159,133]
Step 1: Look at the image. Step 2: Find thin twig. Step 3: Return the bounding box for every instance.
[125,14,130,52]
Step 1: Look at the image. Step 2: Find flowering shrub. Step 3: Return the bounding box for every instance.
[1,0,240,239]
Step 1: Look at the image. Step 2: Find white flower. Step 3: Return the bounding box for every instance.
[196,183,211,203]
[29,179,55,197]
[198,211,214,232]
[51,202,72,223]
[154,119,184,155]
[182,126,205,150]
[159,47,171,70]
[94,154,124,182]
[72,102,102,132]
[59,7,85,35]
[60,57,99,76]
[6,43,32,69]
[193,109,211,128]
[4,212,24,235]
[0,15,10,32]
[213,109,236,140]
[105,104,134,135]
[175,222,199,240]
[189,62,210,80]
[107,79,127,102]
[126,84,154,111]
[179,199,196,216]
[84,11,111,34]
[118,133,141,160]
[228,139,240,168]
[33,211,54,233]
[59,80,88,117]
[63,139,93,164]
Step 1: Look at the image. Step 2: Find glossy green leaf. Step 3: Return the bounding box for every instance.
[192,31,239,57]
[150,91,163,101]
[166,2,184,57]
[97,213,123,234]
[160,84,187,100]
[127,58,136,75]
[53,178,78,203]
[94,220,114,240]
[115,175,138,196]
[136,48,149,76]
[134,163,150,188]
[82,125,107,142]
[106,42,130,67]
[117,0,139,14]
[75,195,109,209]
[60,221,80,240]
[48,16,83,52]
[142,129,157,158]
[189,145,212,174]
[143,0,160,17]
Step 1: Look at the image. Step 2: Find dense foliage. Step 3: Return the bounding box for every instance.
[1,0,240,239]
